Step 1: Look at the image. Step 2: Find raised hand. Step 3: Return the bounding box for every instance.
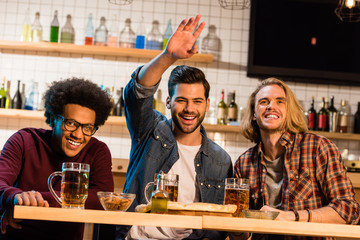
[164,14,205,60]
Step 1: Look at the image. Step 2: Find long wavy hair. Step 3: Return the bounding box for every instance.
[240,78,308,143]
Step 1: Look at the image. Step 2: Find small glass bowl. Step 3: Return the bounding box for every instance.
[97,192,135,211]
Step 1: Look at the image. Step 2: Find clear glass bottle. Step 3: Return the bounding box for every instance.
[24,81,39,111]
[327,96,338,132]
[217,89,228,125]
[84,13,94,45]
[150,171,168,214]
[21,83,26,109]
[163,19,172,50]
[135,17,146,49]
[50,10,60,43]
[94,17,108,46]
[119,18,136,48]
[21,8,31,42]
[154,89,166,115]
[146,20,162,50]
[5,80,11,109]
[60,14,75,44]
[12,80,22,109]
[338,99,350,133]
[31,12,43,42]
[0,77,7,108]
[108,14,118,47]
[201,25,222,61]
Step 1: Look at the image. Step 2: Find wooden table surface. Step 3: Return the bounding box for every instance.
[14,206,360,239]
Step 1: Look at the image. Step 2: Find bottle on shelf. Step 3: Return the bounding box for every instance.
[84,13,94,45]
[5,80,11,109]
[217,89,228,125]
[94,17,108,46]
[107,14,118,47]
[201,25,222,61]
[163,19,172,50]
[327,95,338,132]
[338,99,350,133]
[227,90,238,123]
[12,80,22,109]
[115,87,125,116]
[146,20,163,50]
[60,14,75,44]
[21,83,26,109]
[119,18,136,48]
[0,78,7,108]
[109,86,115,116]
[354,102,360,134]
[24,81,39,111]
[150,171,168,214]
[135,17,146,49]
[50,10,60,43]
[31,12,43,42]
[317,97,328,131]
[307,96,317,131]
[21,8,31,42]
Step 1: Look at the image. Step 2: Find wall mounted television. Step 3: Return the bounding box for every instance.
[247,0,360,85]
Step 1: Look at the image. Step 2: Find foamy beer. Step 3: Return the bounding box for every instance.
[224,178,250,217]
[48,162,90,209]
[144,173,179,202]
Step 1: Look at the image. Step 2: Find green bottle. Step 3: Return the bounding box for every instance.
[217,89,228,125]
[50,10,59,43]
[0,77,7,108]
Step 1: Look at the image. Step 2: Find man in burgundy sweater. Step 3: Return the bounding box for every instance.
[0,78,114,240]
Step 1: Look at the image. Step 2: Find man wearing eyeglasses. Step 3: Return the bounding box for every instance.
[0,78,114,240]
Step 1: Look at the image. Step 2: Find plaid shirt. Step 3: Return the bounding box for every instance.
[234,132,360,240]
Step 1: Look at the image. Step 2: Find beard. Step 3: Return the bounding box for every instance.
[172,111,205,134]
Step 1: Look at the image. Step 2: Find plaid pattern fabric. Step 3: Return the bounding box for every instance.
[234,132,360,240]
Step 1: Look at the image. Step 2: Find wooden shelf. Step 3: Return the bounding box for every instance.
[0,40,213,63]
[1,109,360,141]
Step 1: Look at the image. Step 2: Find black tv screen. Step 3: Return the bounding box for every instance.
[247,0,360,85]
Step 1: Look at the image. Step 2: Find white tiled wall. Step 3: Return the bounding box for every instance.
[0,0,360,163]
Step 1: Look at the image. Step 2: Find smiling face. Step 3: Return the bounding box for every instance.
[52,104,96,157]
[167,83,209,135]
[253,84,287,134]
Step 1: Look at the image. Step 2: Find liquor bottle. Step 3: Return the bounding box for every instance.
[150,171,168,214]
[84,13,94,45]
[119,18,136,48]
[354,102,360,133]
[307,96,317,131]
[217,89,228,125]
[21,83,26,109]
[163,19,172,50]
[115,87,125,116]
[21,8,31,42]
[0,78,7,108]
[12,80,22,109]
[31,12,43,42]
[327,96,338,132]
[60,14,75,44]
[338,99,350,133]
[227,90,238,122]
[135,17,146,49]
[317,97,327,131]
[146,20,162,50]
[201,25,222,61]
[154,89,166,115]
[5,80,11,109]
[94,17,108,46]
[24,81,39,111]
[109,86,115,116]
[50,10,60,43]
[107,14,118,47]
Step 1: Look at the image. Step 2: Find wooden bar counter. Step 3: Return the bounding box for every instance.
[14,205,360,239]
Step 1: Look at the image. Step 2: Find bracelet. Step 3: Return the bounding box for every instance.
[292,209,299,221]
[306,209,312,222]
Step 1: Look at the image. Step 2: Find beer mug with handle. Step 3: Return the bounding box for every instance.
[48,162,90,209]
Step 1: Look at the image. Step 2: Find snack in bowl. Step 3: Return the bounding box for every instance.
[97,192,135,211]
[135,201,237,216]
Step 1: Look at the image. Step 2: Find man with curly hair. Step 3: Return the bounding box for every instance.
[0,78,114,240]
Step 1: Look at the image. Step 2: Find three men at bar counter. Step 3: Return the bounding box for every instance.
[122,14,232,239]
[232,78,360,240]
[0,78,114,240]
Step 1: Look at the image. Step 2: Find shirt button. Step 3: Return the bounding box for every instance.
[163,144,167,147]
[196,164,200,167]
[156,136,159,139]
[201,183,204,186]
[252,194,255,198]
[260,189,263,193]
[218,185,221,188]
[262,169,266,172]
[208,184,211,187]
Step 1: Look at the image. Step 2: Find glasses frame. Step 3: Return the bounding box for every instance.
[57,115,98,136]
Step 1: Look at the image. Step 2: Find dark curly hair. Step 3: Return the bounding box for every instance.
[43,77,113,127]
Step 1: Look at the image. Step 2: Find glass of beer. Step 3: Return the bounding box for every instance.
[48,162,90,209]
[224,178,250,217]
[144,173,179,202]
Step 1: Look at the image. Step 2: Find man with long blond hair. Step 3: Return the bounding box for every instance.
[232,78,359,239]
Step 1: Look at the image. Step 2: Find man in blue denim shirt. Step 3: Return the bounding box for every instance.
[122,15,232,239]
